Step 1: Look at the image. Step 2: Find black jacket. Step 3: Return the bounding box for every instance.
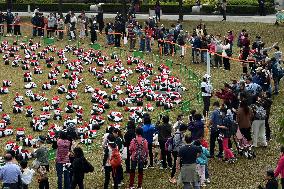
[157,123,172,142]
[72,157,85,180]
[124,129,136,147]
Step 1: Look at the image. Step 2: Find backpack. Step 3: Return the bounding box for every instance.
[83,158,94,173]
[254,105,266,120]
[133,138,147,162]
[110,147,122,169]
[165,132,182,152]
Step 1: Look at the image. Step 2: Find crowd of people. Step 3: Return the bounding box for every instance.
[0,4,283,189]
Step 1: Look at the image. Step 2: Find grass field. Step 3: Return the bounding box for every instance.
[0,19,283,189]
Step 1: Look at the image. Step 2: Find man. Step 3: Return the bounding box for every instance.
[0,153,22,189]
[258,0,265,16]
[271,57,283,95]
[0,11,5,36]
[176,134,201,189]
[209,101,223,158]
[201,74,213,117]
[129,127,148,189]
[6,10,14,36]
[220,0,227,21]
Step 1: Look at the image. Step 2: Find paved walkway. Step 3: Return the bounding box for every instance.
[17,12,276,23]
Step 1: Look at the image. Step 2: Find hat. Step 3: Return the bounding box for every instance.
[203,74,210,79]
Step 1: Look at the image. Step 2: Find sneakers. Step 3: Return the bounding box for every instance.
[205,179,210,183]
[169,178,177,184]
[148,165,155,169]
[201,183,207,187]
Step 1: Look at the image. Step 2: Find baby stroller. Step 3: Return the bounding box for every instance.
[234,128,256,159]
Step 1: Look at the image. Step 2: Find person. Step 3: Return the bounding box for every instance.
[209,101,223,158]
[112,128,124,186]
[96,10,104,34]
[223,38,232,70]
[188,113,205,141]
[124,121,136,173]
[129,127,148,189]
[261,92,272,141]
[220,0,227,21]
[258,170,278,189]
[218,109,236,163]
[237,100,253,143]
[251,99,267,147]
[47,13,56,38]
[273,46,282,64]
[70,12,77,40]
[33,136,49,189]
[20,160,35,189]
[102,134,119,189]
[157,115,172,169]
[71,147,86,189]
[173,114,184,131]
[155,1,161,23]
[169,123,187,184]
[201,74,213,117]
[274,146,284,188]
[38,165,48,189]
[6,10,14,36]
[0,11,4,36]
[194,140,210,187]
[0,153,22,188]
[64,11,71,38]
[141,115,156,168]
[271,57,284,95]
[13,13,21,36]
[90,20,98,44]
[176,134,201,189]
[57,18,64,40]
[55,131,71,189]
[258,0,265,16]
[77,15,85,40]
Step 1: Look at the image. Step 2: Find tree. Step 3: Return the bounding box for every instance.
[179,0,183,21]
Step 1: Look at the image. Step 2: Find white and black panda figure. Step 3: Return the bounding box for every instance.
[108,93,118,101]
[5,141,16,151]
[164,101,174,110]
[11,60,19,67]
[19,149,32,160]
[4,59,9,65]
[33,121,44,132]
[25,106,34,117]
[4,127,13,136]
[3,80,12,87]
[145,103,154,112]
[57,85,67,94]
[30,60,39,66]
[50,78,58,86]
[61,70,69,79]
[91,104,104,115]
[68,82,77,90]
[0,102,3,112]
[42,82,51,90]
[65,101,74,113]
[0,119,6,129]
[2,114,11,125]
[41,101,51,112]
[51,96,60,110]
[0,87,9,94]
[16,128,25,141]
[23,135,35,147]
[24,82,37,89]
[117,99,127,107]
[75,109,83,123]
[111,76,119,82]
[89,115,105,126]
[84,85,94,93]
[66,90,78,100]
[22,64,30,70]
[34,66,43,74]
[13,104,23,114]
[53,108,62,120]
[23,72,32,82]
[107,111,123,122]
[87,130,97,139]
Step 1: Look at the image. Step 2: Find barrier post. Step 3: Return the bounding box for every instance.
[206,50,210,76]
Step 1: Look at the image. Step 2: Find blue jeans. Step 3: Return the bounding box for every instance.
[183,182,200,189]
[139,39,145,51]
[56,163,70,189]
[146,38,151,52]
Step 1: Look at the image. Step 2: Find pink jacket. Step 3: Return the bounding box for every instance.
[129,136,148,161]
[275,155,284,178]
[56,139,71,164]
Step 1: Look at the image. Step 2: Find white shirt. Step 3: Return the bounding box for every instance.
[21,168,35,185]
[201,81,212,96]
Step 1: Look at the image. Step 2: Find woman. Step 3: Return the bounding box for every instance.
[124,121,136,173]
[223,38,232,70]
[274,146,284,188]
[155,1,161,23]
[237,100,253,143]
[157,115,172,169]
[112,128,124,186]
[188,113,204,141]
[71,147,85,189]
[34,136,49,189]
[47,13,56,38]
[55,131,71,189]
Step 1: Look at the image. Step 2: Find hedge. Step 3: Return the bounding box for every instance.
[0,3,276,15]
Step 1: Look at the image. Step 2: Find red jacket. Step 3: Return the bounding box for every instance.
[275,155,284,178]
[129,135,148,161]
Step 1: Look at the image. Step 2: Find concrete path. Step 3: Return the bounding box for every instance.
[17,12,276,23]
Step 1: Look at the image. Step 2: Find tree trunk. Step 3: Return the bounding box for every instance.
[179,0,183,21]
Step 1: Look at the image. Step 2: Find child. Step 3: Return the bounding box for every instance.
[38,165,48,189]
[258,170,278,189]
[20,160,35,189]
[194,140,210,187]
[57,18,64,40]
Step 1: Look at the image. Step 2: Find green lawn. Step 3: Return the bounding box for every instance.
[0,20,283,189]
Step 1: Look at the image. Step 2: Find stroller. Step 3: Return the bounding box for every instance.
[234,128,256,159]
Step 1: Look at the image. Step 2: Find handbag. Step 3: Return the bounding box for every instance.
[32,159,40,169]
[121,147,127,160]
